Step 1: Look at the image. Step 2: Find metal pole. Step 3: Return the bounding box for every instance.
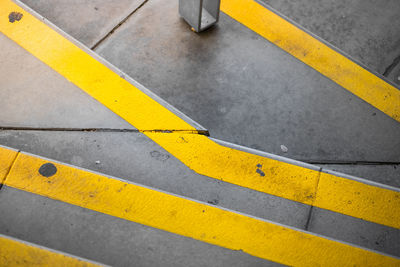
[179,0,221,32]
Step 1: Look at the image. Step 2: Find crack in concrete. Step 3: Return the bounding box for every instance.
[91,0,149,50]
[0,127,209,135]
[0,151,19,192]
[383,54,400,76]
[304,160,400,165]
[304,206,314,231]
[304,168,322,231]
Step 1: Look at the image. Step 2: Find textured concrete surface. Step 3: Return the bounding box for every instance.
[2,0,399,262]
[0,32,133,130]
[95,0,400,163]
[20,0,146,48]
[0,187,279,267]
[262,0,400,75]
[386,60,400,86]
[318,164,400,188]
[0,130,311,229]
[308,207,400,257]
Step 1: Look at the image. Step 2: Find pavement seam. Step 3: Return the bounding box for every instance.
[383,54,400,77]
[0,151,20,192]
[0,127,209,135]
[304,206,314,231]
[304,167,322,231]
[91,0,149,50]
[304,161,400,165]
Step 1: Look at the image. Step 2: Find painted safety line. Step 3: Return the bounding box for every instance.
[221,0,400,122]
[0,146,18,185]
[1,0,400,230]
[0,148,398,266]
[0,234,102,266]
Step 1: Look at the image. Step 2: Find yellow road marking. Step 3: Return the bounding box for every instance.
[146,133,319,205]
[316,172,400,227]
[1,3,195,132]
[0,234,101,266]
[149,133,400,229]
[220,0,400,122]
[0,146,18,184]
[1,0,399,229]
[3,151,399,266]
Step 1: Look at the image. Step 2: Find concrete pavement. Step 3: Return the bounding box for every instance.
[94,0,400,163]
[1,0,399,265]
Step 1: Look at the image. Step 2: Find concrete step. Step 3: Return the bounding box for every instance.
[0,0,399,265]
[1,131,399,257]
[0,145,399,266]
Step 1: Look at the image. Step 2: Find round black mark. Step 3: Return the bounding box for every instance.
[39,163,57,177]
[9,12,23,23]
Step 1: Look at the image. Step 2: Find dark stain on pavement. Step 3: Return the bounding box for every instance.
[150,151,170,161]
[9,12,23,23]
[256,164,265,177]
[207,199,219,205]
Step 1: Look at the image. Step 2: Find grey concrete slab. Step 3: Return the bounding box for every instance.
[387,60,400,86]
[0,32,134,130]
[95,0,400,163]
[317,164,400,188]
[307,207,400,257]
[20,0,146,48]
[262,0,400,75]
[0,186,280,267]
[0,130,311,229]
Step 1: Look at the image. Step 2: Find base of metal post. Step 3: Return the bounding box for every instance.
[179,0,221,32]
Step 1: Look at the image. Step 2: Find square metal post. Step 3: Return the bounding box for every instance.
[179,0,221,32]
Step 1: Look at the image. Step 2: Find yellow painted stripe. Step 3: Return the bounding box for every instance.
[0,235,100,266]
[146,133,319,205]
[3,152,399,266]
[220,0,400,122]
[146,133,400,229]
[0,1,196,132]
[1,0,399,230]
[0,146,18,184]
[315,172,400,228]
